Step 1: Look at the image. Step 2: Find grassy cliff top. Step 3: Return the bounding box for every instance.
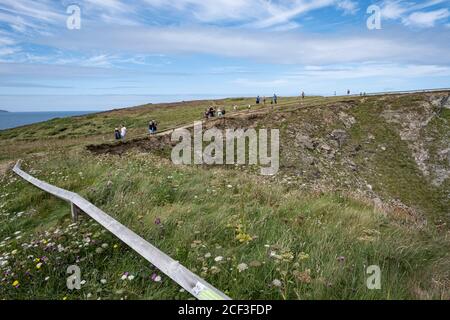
[0,92,448,300]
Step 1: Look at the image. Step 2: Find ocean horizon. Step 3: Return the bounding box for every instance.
[0,111,95,131]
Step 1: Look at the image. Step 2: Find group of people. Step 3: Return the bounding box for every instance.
[256,94,278,105]
[204,106,226,119]
[113,120,158,141]
[114,125,127,141]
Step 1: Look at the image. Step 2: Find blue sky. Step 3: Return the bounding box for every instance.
[0,0,450,111]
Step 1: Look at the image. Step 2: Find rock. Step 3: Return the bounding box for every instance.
[321,143,332,152]
[330,129,348,147]
[296,134,315,150]
[338,112,356,129]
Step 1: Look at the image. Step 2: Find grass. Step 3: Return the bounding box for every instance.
[0,93,449,300]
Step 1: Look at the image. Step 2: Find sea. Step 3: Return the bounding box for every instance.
[0,111,94,130]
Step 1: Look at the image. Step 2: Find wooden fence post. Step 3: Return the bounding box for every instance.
[71,202,82,222]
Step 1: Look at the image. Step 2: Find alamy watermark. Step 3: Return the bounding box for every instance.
[66,4,81,30]
[171,122,280,176]
[66,265,81,290]
[366,265,381,290]
[367,5,382,30]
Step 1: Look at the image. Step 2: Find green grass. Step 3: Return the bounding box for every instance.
[1,151,448,300]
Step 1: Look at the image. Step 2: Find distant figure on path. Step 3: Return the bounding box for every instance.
[148,120,157,134]
[114,128,121,140]
[256,96,260,104]
[120,125,127,141]
[302,91,305,99]
[273,94,278,104]
[263,96,266,104]
[208,107,216,118]
[347,89,350,95]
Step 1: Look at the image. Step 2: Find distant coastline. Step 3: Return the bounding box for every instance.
[0,111,93,130]
[0,110,8,113]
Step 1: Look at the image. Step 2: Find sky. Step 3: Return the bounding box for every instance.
[0,0,450,111]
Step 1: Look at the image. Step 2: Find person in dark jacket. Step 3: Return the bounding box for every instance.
[114,128,121,140]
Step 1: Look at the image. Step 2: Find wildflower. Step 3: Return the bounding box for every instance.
[36,262,43,269]
[101,243,108,249]
[272,279,282,287]
[293,269,312,284]
[113,244,119,249]
[298,252,310,261]
[121,274,128,281]
[45,276,50,281]
[214,256,224,262]
[95,247,104,254]
[151,273,162,282]
[63,296,68,300]
[80,280,86,285]
[155,218,161,225]
[127,275,135,281]
[204,253,211,258]
[237,263,248,272]
[12,280,19,288]
[227,185,233,188]
[100,279,107,284]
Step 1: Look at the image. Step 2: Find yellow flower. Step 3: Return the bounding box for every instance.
[298,252,310,261]
[63,296,68,300]
[12,280,19,287]
[36,262,43,269]
[113,244,119,249]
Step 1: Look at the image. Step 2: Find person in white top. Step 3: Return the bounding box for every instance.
[120,125,127,141]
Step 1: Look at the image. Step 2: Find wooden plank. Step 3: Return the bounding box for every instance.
[12,160,230,301]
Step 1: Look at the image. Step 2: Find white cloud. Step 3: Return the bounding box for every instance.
[380,0,450,27]
[336,0,359,15]
[36,25,450,65]
[403,8,450,27]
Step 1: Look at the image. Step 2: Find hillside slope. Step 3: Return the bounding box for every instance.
[0,93,448,300]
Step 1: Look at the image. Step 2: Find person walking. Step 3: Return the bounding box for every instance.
[302,91,305,99]
[148,120,157,134]
[114,128,121,140]
[120,125,127,141]
[273,94,278,104]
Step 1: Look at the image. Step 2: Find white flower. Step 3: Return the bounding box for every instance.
[237,263,248,272]
[80,280,86,285]
[45,276,50,281]
[127,275,135,281]
[121,274,127,281]
[204,253,211,258]
[100,279,107,284]
[272,279,282,287]
[227,185,233,188]
[101,243,108,249]
[214,256,224,262]
[153,276,162,282]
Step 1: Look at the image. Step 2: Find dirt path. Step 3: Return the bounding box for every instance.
[0,161,13,176]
